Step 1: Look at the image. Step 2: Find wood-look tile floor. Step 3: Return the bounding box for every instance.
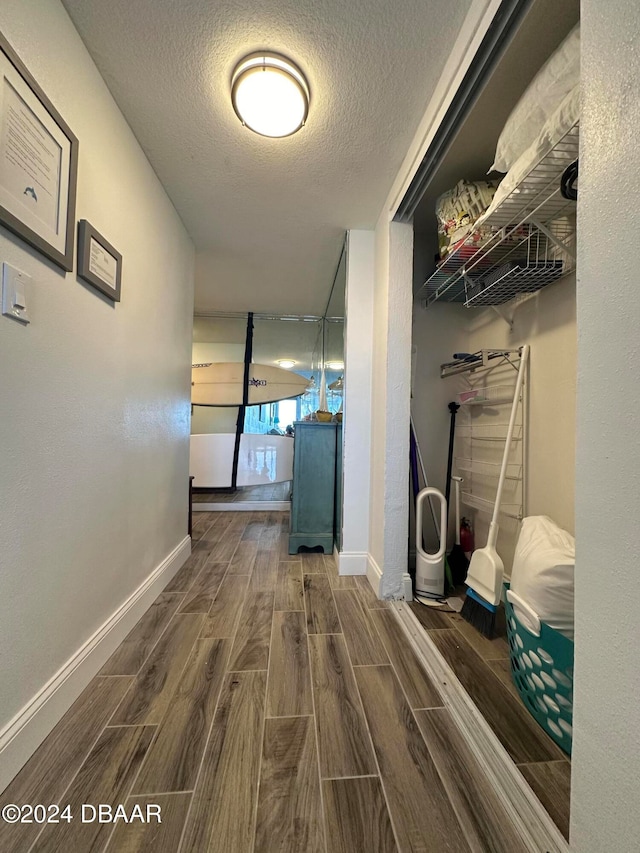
[1,512,541,852]
[409,599,572,839]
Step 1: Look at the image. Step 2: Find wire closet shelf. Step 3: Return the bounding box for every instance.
[419,122,579,309]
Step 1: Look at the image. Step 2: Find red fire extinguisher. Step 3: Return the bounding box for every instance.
[460,517,475,558]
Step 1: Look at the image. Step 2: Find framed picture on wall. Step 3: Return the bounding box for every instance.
[0,31,79,271]
[77,219,122,302]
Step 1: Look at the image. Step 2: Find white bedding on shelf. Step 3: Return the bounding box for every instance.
[490,23,580,174]
[478,85,580,226]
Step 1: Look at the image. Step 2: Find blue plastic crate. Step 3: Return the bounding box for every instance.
[503,583,574,755]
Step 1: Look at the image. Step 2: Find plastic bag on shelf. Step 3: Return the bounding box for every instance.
[435,179,499,259]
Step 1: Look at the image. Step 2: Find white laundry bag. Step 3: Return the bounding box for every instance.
[508,516,575,640]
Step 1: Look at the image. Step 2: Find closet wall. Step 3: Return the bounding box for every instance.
[411,303,467,548]
[412,272,576,572]
[466,275,576,535]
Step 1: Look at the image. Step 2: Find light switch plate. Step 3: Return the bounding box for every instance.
[2,263,31,324]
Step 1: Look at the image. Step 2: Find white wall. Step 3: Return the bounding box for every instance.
[0,0,194,785]
[466,276,577,534]
[369,218,413,596]
[412,277,576,576]
[465,275,577,570]
[191,405,238,435]
[571,1,640,848]
[369,220,390,576]
[338,230,374,574]
[411,303,468,548]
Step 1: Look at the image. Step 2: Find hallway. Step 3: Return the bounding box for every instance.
[0,512,531,852]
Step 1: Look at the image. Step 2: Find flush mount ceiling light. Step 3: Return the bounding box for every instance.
[325,361,344,371]
[276,358,297,369]
[231,52,310,138]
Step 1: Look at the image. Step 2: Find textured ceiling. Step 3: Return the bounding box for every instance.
[61,0,471,315]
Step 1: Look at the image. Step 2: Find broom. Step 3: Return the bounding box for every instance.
[460,345,529,637]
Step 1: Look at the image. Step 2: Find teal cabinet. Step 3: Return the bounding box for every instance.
[289,422,337,554]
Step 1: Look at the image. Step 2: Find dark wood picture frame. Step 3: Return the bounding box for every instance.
[0,31,78,271]
[77,220,122,302]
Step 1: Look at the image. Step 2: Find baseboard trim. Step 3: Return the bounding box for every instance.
[336,551,368,576]
[366,553,384,598]
[193,501,289,512]
[391,601,570,853]
[0,535,191,793]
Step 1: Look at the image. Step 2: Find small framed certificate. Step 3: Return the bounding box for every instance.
[77,220,122,302]
[0,31,78,271]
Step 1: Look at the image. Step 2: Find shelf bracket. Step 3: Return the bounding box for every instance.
[490,304,515,330]
[530,218,577,260]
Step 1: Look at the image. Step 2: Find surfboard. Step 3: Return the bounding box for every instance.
[192,361,310,406]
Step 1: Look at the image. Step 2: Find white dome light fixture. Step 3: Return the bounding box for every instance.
[231,52,310,138]
[276,358,297,369]
[325,361,344,371]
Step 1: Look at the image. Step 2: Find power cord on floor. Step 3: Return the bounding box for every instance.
[414,593,465,613]
[414,594,457,613]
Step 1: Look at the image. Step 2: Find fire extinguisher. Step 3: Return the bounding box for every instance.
[460,517,475,558]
